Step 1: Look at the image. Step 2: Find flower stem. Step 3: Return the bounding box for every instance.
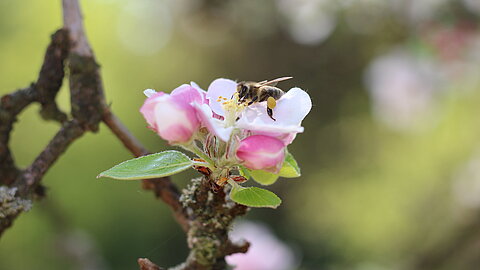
[182,143,215,166]
[227,178,241,188]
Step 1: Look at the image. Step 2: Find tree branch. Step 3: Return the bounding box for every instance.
[62,0,105,132]
[62,0,92,57]
[14,120,85,196]
[0,29,69,187]
[102,110,148,157]
[36,29,70,122]
[0,29,71,235]
[0,86,36,185]
[173,178,249,270]
[138,258,164,270]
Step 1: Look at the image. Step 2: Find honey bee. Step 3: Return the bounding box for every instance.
[236,76,292,121]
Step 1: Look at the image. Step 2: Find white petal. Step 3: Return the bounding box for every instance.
[206,78,238,116]
[195,103,233,142]
[237,87,311,134]
[215,126,234,142]
[190,81,203,91]
[143,89,157,97]
[272,87,312,126]
[154,96,194,130]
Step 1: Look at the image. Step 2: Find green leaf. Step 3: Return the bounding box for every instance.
[229,183,282,208]
[238,166,251,179]
[240,165,279,185]
[278,152,301,178]
[249,170,279,185]
[98,150,193,180]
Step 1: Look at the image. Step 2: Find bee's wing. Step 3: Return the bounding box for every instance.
[258,76,293,87]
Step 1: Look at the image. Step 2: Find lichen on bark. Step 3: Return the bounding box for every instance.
[177,178,248,270]
[0,186,32,219]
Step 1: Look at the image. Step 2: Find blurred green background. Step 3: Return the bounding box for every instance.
[2,0,480,269]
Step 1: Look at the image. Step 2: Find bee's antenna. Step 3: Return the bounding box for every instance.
[259,76,293,86]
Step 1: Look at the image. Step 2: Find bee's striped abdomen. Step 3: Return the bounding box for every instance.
[258,87,284,102]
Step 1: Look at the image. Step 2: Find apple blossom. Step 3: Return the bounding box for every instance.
[133,78,310,205]
[140,78,311,173]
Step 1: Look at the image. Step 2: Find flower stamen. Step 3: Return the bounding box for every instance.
[219,92,246,128]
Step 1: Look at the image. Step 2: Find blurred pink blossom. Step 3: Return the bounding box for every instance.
[365,49,440,131]
[226,222,296,270]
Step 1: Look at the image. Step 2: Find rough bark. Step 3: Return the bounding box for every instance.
[173,178,249,270]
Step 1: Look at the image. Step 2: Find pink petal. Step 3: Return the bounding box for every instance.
[190,81,209,104]
[140,91,166,129]
[171,84,204,105]
[153,95,200,143]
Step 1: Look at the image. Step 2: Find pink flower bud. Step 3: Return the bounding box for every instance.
[236,135,285,173]
[140,86,201,144]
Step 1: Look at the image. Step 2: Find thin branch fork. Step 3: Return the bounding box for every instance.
[0,0,183,237]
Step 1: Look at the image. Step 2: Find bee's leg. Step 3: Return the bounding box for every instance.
[238,92,247,102]
[248,96,258,106]
[236,91,244,101]
[267,107,276,121]
[241,92,249,103]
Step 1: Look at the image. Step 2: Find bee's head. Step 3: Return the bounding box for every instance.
[236,82,249,99]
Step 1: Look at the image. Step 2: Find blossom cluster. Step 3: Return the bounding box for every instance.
[140,78,311,182]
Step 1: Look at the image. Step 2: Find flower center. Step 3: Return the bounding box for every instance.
[216,92,247,127]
